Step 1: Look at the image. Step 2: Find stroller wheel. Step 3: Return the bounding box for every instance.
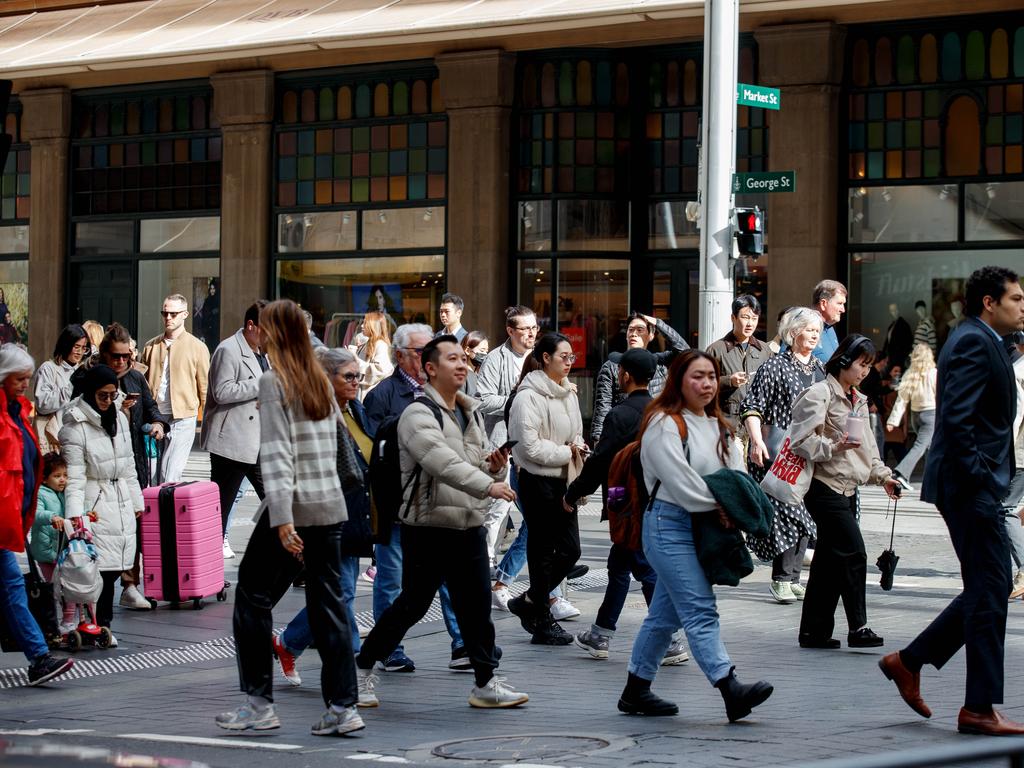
[68,631,82,652]
[97,627,113,649]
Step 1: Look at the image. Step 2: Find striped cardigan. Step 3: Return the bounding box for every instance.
[258,371,347,528]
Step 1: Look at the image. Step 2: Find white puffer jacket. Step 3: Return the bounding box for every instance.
[508,370,584,478]
[59,398,144,571]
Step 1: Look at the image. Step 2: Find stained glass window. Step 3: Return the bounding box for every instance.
[847,21,1024,180]
[71,90,221,216]
[1,105,30,222]
[275,74,446,207]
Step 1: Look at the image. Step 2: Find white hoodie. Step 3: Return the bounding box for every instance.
[508,370,584,478]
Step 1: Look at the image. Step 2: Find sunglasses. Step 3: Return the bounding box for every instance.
[109,352,133,361]
[160,310,184,318]
[94,391,118,403]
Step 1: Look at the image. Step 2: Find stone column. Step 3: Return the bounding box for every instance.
[755,23,846,329]
[437,50,515,340]
[20,88,71,365]
[211,70,274,337]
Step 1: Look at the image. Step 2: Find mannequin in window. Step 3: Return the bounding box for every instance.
[882,302,912,370]
[912,300,937,354]
[940,296,966,348]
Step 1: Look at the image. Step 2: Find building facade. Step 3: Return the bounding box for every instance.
[1,0,1020,410]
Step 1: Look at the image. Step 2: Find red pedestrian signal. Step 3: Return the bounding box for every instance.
[734,206,764,259]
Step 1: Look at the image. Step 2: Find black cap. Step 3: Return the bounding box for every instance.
[619,348,657,384]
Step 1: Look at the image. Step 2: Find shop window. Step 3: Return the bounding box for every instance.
[0,259,28,345]
[278,211,357,253]
[518,259,553,328]
[75,221,134,256]
[137,257,220,348]
[517,201,553,252]
[556,200,629,251]
[0,226,28,256]
[275,254,445,343]
[71,90,221,216]
[140,217,220,253]
[848,185,959,243]
[648,201,699,250]
[965,181,1024,239]
[362,207,444,250]
[1,107,29,223]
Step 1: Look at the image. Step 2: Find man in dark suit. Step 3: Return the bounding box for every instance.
[879,266,1024,735]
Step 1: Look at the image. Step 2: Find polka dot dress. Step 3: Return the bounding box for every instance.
[740,349,826,561]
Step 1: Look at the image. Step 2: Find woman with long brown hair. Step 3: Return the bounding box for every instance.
[353,310,393,400]
[217,299,363,737]
[618,350,773,721]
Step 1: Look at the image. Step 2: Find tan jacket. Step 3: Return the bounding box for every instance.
[141,330,210,420]
[789,375,892,496]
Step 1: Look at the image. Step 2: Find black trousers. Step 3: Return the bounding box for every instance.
[799,480,866,638]
[518,469,581,610]
[210,453,265,534]
[95,571,123,628]
[357,524,498,688]
[772,536,809,583]
[233,514,356,707]
[903,495,1011,711]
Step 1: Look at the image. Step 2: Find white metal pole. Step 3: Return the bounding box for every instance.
[697,0,739,349]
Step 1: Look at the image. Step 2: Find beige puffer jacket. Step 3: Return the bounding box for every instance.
[397,385,504,530]
[508,370,584,478]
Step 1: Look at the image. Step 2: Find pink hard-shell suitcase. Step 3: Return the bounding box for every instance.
[141,481,226,609]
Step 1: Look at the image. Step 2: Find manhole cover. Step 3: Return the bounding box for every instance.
[432,734,610,761]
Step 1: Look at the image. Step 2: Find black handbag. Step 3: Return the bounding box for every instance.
[761,423,787,466]
[0,542,58,652]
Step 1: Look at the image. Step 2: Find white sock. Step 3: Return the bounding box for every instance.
[329,703,351,714]
[248,695,272,709]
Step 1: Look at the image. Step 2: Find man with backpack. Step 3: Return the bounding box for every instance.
[365,323,467,673]
[562,349,688,665]
[355,336,528,709]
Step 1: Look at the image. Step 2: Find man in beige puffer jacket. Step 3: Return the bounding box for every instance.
[353,336,530,709]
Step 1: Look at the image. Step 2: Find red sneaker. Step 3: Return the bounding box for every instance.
[272,634,302,686]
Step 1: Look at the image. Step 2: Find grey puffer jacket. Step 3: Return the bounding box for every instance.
[397,385,504,530]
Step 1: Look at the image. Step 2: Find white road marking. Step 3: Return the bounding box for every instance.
[0,728,95,736]
[115,733,304,751]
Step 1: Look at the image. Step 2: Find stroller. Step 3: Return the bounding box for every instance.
[51,517,111,652]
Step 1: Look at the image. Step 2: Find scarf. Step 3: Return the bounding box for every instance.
[80,364,119,437]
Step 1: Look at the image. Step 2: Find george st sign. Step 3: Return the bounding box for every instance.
[732,171,796,194]
[737,83,780,110]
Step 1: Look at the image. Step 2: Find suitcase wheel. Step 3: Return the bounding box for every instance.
[192,598,204,610]
[216,589,227,602]
[147,598,158,610]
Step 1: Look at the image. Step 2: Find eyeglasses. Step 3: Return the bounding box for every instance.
[160,310,184,318]
[512,325,539,332]
[94,391,118,403]
[109,352,133,361]
[557,352,577,363]
[340,372,364,382]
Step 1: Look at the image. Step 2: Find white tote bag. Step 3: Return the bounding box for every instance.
[759,432,814,505]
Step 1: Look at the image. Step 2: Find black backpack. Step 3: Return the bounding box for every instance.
[369,397,444,543]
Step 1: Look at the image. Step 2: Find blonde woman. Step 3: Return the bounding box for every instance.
[886,343,937,492]
[353,310,394,400]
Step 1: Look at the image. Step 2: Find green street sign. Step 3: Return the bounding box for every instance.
[737,83,780,110]
[732,171,796,194]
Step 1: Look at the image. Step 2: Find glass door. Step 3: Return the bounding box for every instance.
[652,255,699,350]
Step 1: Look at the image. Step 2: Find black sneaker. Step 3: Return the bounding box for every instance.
[848,628,884,648]
[507,595,539,635]
[566,564,589,581]
[531,620,573,646]
[798,633,841,649]
[449,646,473,672]
[28,655,74,687]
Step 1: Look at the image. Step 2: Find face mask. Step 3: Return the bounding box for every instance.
[473,351,488,366]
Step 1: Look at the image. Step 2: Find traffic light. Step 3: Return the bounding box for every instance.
[734,206,764,259]
[0,80,12,174]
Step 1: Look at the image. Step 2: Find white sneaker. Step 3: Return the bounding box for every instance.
[108,633,118,648]
[119,586,151,610]
[468,676,529,708]
[311,706,365,736]
[357,667,379,708]
[550,596,580,621]
[790,582,806,601]
[498,526,516,553]
[491,586,511,612]
[215,702,280,731]
[769,580,797,604]
[223,536,235,560]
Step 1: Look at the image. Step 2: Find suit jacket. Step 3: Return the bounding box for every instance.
[883,315,913,369]
[200,329,264,464]
[363,369,418,437]
[921,316,1017,510]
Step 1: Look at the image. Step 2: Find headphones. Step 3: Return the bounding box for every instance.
[834,334,874,370]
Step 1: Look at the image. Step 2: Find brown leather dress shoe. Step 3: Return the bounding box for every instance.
[958,708,1024,735]
[878,652,931,718]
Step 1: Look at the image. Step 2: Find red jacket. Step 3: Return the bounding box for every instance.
[0,390,42,553]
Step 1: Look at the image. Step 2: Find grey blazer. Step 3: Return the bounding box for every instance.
[199,329,264,464]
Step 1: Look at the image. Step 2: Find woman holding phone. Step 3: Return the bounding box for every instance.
[787,334,902,650]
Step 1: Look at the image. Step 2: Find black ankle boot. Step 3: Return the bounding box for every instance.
[715,669,773,722]
[617,673,679,716]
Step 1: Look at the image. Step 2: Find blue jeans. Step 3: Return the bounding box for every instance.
[0,549,48,662]
[374,524,463,652]
[629,500,732,685]
[282,556,362,655]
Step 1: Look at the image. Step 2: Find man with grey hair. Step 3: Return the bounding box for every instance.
[141,293,210,483]
[811,279,848,364]
[363,324,465,673]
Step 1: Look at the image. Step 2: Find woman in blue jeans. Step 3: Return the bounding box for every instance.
[619,350,773,721]
[0,345,73,686]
